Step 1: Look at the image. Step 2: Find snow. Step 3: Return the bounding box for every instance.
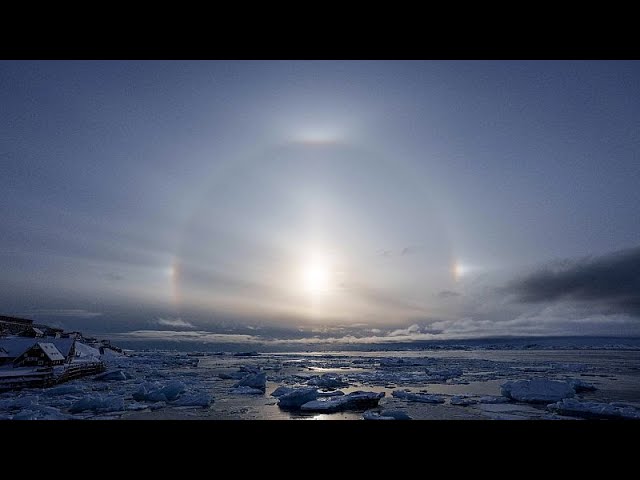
[277,387,319,409]
[501,379,576,403]
[300,391,385,412]
[75,342,101,360]
[392,390,446,404]
[37,343,65,362]
[547,399,640,419]
[363,409,412,420]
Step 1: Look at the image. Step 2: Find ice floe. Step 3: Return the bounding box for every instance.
[277,387,319,409]
[547,398,640,419]
[501,379,576,403]
[392,390,446,404]
[300,391,385,412]
[363,409,412,420]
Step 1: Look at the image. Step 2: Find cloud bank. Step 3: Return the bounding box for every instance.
[505,246,640,317]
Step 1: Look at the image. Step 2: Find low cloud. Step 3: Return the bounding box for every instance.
[25,309,102,318]
[155,317,195,329]
[438,290,461,299]
[505,245,640,316]
[388,323,421,337]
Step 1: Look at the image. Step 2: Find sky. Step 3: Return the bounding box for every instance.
[1,60,639,346]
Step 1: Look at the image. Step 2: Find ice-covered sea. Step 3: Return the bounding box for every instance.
[1,345,639,420]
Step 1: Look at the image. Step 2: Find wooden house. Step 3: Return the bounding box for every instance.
[13,342,66,367]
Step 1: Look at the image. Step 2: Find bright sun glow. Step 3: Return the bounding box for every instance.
[301,254,331,294]
[453,262,468,280]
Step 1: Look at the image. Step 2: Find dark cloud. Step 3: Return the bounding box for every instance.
[506,246,640,316]
[437,290,461,298]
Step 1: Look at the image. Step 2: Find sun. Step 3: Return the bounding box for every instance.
[301,254,331,294]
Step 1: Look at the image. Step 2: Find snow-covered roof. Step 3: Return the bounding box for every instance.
[32,327,44,335]
[74,342,101,359]
[37,342,65,362]
[0,337,75,359]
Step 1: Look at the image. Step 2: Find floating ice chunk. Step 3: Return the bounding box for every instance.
[126,402,149,411]
[43,385,84,396]
[160,381,187,401]
[548,399,640,419]
[0,395,40,410]
[392,390,445,404]
[234,373,266,392]
[231,386,264,395]
[307,374,349,388]
[13,410,39,420]
[149,401,166,410]
[172,392,213,407]
[501,379,575,403]
[94,370,131,382]
[363,409,412,420]
[568,379,597,392]
[132,380,185,402]
[317,390,345,397]
[450,396,479,406]
[300,391,385,413]
[69,395,125,413]
[271,386,296,397]
[277,387,319,410]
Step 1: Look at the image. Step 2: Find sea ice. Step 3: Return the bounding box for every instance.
[69,395,125,413]
[271,386,296,397]
[568,379,597,392]
[231,386,264,395]
[233,372,266,392]
[363,409,412,420]
[94,370,131,382]
[450,395,479,406]
[306,373,349,388]
[501,379,576,403]
[42,385,84,396]
[172,392,213,407]
[300,391,385,412]
[277,387,319,409]
[392,390,445,404]
[547,398,640,419]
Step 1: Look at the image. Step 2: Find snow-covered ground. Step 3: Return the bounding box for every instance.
[0,347,639,420]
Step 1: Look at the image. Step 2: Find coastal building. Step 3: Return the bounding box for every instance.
[13,342,66,367]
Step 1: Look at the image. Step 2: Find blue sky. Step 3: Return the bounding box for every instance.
[1,60,639,343]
